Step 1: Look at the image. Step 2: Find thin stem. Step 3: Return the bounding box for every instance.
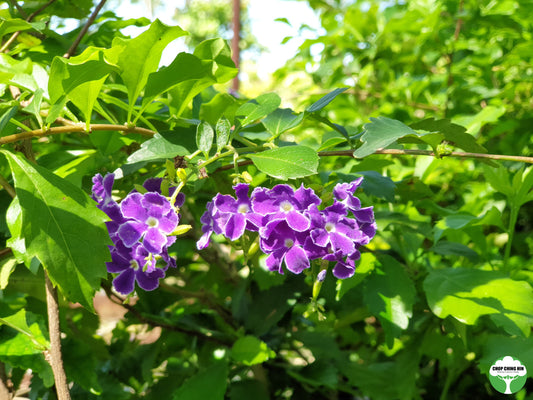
[0,174,16,199]
[0,123,155,145]
[45,273,71,400]
[8,0,27,18]
[63,0,107,58]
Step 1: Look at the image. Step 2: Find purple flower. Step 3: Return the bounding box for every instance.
[214,183,261,240]
[118,192,179,254]
[92,173,183,295]
[252,184,320,232]
[107,241,167,294]
[260,219,311,274]
[333,179,375,224]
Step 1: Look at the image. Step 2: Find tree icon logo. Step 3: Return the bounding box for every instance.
[489,356,527,394]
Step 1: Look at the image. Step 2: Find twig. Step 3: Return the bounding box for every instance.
[0,173,16,199]
[45,273,71,400]
[8,0,27,19]
[0,0,58,53]
[215,148,533,173]
[0,123,155,145]
[63,0,107,58]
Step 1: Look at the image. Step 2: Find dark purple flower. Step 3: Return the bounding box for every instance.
[107,241,167,294]
[118,192,179,254]
[252,184,320,232]
[333,179,375,224]
[326,250,361,279]
[143,177,185,207]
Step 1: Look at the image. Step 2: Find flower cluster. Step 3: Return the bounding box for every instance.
[197,178,376,279]
[92,173,184,295]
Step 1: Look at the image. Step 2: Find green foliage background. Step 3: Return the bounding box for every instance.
[0,0,532,399]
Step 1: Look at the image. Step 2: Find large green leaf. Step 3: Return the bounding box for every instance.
[363,255,416,347]
[247,145,319,180]
[1,150,111,310]
[114,19,187,121]
[172,361,228,400]
[424,268,533,336]
[262,108,304,139]
[354,117,422,158]
[0,16,45,38]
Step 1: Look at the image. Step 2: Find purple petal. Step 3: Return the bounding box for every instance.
[293,184,321,210]
[113,269,136,295]
[352,207,374,223]
[157,211,179,233]
[286,210,310,231]
[142,192,172,219]
[284,245,310,274]
[332,262,355,279]
[121,193,148,221]
[224,213,247,241]
[330,232,356,254]
[143,227,167,254]
[135,268,165,291]
[197,231,212,250]
[214,194,238,213]
[118,221,146,247]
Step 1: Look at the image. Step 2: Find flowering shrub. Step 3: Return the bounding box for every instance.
[198,178,376,279]
[92,173,185,294]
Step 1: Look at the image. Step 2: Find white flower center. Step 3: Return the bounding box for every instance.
[238,204,249,214]
[146,216,158,228]
[325,222,335,233]
[284,238,294,248]
[280,200,293,212]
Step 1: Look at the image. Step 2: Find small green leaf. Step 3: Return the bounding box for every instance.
[262,108,304,139]
[0,309,49,351]
[430,241,479,261]
[22,88,44,127]
[232,335,276,366]
[0,257,17,290]
[127,128,195,163]
[1,150,111,311]
[424,268,533,336]
[196,121,214,157]
[0,105,18,133]
[306,87,347,113]
[410,118,487,154]
[236,93,281,127]
[216,117,231,152]
[354,117,421,158]
[248,145,319,180]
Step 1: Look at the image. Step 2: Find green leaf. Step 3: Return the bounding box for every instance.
[0,105,18,133]
[172,361,228,400]
[336,252,375,301]
[22,88,44,127]
[306,87,347,113]
[262,108,304,139]
[430,241,479,261]
[236,93,281,127]
[424,268,533,336]
[114,19,187,121]
[216,117,231,152]
[143,52,212,109]
[363,255,416,347]
[127,128,195,164]
[231,335,276,366]
[410,118,487,154]
[48,47,119,126]
[0,16,45,38]
[247,145,319,180]
[354,117,421,158]
[193,38,237,82]
[0,309,49,351]
[196,121,214,157]
[1,150,111,310]
[0,257,16,290]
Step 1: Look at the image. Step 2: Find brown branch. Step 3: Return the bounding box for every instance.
[0,124,155,145]
[45,273,71,400]
[63,0,108,58]
[8,0,28,19]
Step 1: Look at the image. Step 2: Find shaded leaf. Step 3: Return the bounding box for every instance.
[172,361,228,400]
[306,87,347,113]
[262,108,304,139]
[424,268,533,336]
[231,335,275,366]
[236,93,281,127]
